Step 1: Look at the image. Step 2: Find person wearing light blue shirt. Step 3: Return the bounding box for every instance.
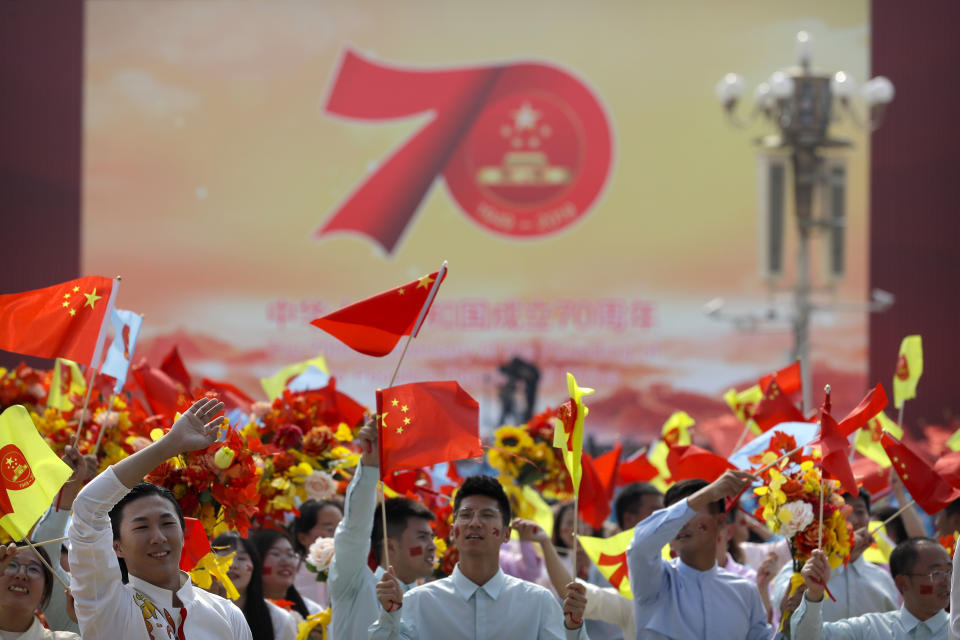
[793,538,951,639]
[328,419,437,640]
[626,471,772,640]
[370,475,590,639]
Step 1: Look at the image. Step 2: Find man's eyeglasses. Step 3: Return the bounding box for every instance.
[906,568,952,583]
[266,550,302,562]
[454,509,502,524]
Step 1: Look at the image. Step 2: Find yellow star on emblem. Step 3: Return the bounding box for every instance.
[62,301,69,308]
[403,417,411,425]
[63,292,71,299]
[83,288,102,309]
[416,274,434,289]
[391,398,399,407]
[398,288,405,295]
[72,286,80,292]
[396,427,404,435]
[69,309,76,317]
[401,405,409,413]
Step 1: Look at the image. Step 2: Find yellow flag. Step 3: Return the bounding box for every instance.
[661,411,694,446]
[893,335,923,409]
[260,355,329,401]
[553,373,594,493]
[0,405,73,540]
[578,529,634,599]
[646,441,671,492]
[724,385,763,434]
[510,484,555,541]
[855,411,903,467]
[47,357,87,411]
[946,427,960,452]
[864,521,895,565]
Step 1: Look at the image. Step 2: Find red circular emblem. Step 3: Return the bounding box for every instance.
[443,63,613,238]
[0,444,35,491]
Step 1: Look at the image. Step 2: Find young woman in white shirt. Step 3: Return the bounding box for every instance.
[250,530,322,623]
[210,533,297,640]
[0,542,78,639]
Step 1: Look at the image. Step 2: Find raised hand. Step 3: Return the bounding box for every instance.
[511,518,549,544]
[58,444,100,509]
[801,549,831,602]
[755,551,779,592]
[166,397,225,454]
[376,565,404,613]
[562,581,587,629]
[357,413,379,466]
[688,470,758,512]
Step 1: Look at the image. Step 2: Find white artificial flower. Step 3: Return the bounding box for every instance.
[304,470,337,500]
[306,537,335,580]
[778,500,814,539]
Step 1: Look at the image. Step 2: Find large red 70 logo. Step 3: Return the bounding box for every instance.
[317,50,613,253]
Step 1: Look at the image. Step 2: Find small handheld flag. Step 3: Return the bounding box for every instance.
[893,336,923,409]
[100,308,143,394]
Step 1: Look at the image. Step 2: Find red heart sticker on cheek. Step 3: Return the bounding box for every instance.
[491,528,500,537]
[262,566,273,576]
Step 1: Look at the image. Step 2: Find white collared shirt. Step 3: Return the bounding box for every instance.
[0,617,78,640]
[792,598,948,639]
[369,565,589,640]
[950,540,960,640]
[67,467,252,640]
[582,581,634,639]
[328,464,417,640]
[266,599,299,640]
[626,498,772,640]
[771,554,899,622]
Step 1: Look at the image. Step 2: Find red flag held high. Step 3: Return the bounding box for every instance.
[132,358,186,418]
[881,432,960,514]
[852,457,890,499]
[311,266,447,357]
[617,450,659,485]
[375,381,481,477]
[666,444,735,483]
[179,517,212,572]
[752,379,805,432]
[837,383,888,437]
[593,442,622,501]
[934,451,960,490]
[579,453,610,531]
[161,346,192,390]
[812,406,858,496]
[759,361,802,395]
[0,276,115,365]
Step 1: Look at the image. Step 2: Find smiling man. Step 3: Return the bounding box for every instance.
[371,475,590,639]
[794,538,951,639]
[67,398,251,640]
[626,471,771,639]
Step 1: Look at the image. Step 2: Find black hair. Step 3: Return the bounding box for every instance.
[944,497,960,518]
[371,498,436,566]
[108,482,185,583]
[664,479,723,514]
[889,536,939,580]
[452,475,511,527]
[249,529,310,620]
[289,498,344,556]
[212,533,274,640]
[874,506,908,545]
[12,542,54,611]
[615,482,663,529]
[841,488,872,515]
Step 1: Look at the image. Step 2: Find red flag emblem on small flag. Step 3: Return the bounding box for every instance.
[376,381,481,477]
[812,404,858,496]
[311,266,447,357]
[882,433,960,514]
[752,379,805,432]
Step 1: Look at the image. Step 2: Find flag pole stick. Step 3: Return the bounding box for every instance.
[753,444,805,475]
[379,480,391,571]
[73,276,120,449]
[91,391,118,457]
[868,499,916,536]
[818,470,825,550]
[30,536,68,547]
[731,421,754,455]
[19,537,70,590]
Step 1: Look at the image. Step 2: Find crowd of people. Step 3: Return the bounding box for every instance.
[3,397,960,639]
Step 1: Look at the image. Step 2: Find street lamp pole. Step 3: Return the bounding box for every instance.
[713,31,895,414]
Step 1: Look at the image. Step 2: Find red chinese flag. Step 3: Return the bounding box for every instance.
[311,266,447,357]
[179,517,212,572]
[934,450,960,490]
[837,383,888,437]
[0,276,115,365]
[311,378,367,428]
[161,346,192,390]
[752,379,805,432]
[617,449,659,485]
[881,432,960,514]
[579,453,611,531]
[375,381,481,477]
[593,442,622,501]
[852,457,890,498]
[759,361,802,395]
[132,358,186,418]
[666,444,736,483]
[812,409,858,496]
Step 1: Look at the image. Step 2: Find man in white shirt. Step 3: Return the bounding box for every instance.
[627,471,772,639]
[371,475,590,639]
[67,397,251,640]
[770,489,899,622]
[329,419,437,640]
[793,538,951,639]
